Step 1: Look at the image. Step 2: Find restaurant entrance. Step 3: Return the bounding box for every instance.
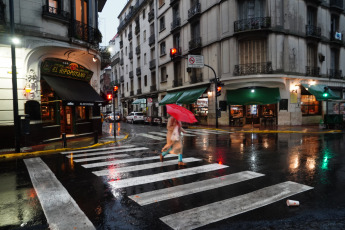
[230,104,277,126]
[60,106,73,134]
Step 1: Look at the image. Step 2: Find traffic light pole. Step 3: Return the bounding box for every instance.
[113,96,116,140]
[204,64,219,128]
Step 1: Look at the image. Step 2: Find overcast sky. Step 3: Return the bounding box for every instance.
[98,0,128,46]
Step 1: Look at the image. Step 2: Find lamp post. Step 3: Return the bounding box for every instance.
[10,0,21,153]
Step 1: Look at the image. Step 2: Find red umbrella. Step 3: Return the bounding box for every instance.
[166,104,198,123]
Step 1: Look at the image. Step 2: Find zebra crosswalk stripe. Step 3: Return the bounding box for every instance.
[66,147,149,158]
[129,171,264,206]
[82,154,177,169]
[108,164,228,189]
[137,133,165,140]
[93,157,202,177]
[160,181,313,230]
[73,154,130,163]
[60,145,136,154]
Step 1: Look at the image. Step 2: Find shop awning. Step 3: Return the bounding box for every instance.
[301,84,341,101]
[226,88,281,105]
[159,87,208,105]
[43,75,104,106]
[132,98,146,104]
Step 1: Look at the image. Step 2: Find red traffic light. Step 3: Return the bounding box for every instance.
[107,93,113,100]
[217,86,222,92]
[113,85,119,92]
[170,48,178,59]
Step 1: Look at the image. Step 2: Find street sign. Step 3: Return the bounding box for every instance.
[187,55,204,68]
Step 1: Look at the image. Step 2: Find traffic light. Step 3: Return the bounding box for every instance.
[113,85,119,96]
[216,81,224,97]
[323,87,329,98]
[170,48,178,59]
[106,91,113,101]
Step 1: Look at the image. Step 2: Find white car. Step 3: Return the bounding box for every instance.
[126,112,145,124]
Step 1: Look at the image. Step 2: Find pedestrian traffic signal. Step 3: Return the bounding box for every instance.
[323,87,329,98]
[170,48,178,59]
[216,81,224,97]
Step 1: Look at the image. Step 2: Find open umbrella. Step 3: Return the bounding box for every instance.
[166,104,198,123]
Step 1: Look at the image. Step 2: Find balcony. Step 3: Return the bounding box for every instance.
[149,59,156,70]
[234,62,273,76]
[148,9,154,22]
[135,25,140,35]
[120,75,124,83]
[99,46,111,69]
[173,79,183,87]
[149,34,155,46]
[137,89,142,94]
[330,31,343,44]
[136,67,141,76]
[190,73,203,84]
[42,5,70,22]
[129,71,134,79]
[330,0,343,11]
[128,31,132,41]
[129,51,133,60]
[69,20,102,45]
[305,66,320,77]
[120,40,123,48]
[136,45,141,55]
[130,90,134,96]
[189,37,202,51]
[234,17,271,33]
[120,58,124,65]
[170,0,179,6]
[171,17,181,32]
[188,3,201,21]
[150,85,157,91]
[329,69,343,79]
[306,25,321,39]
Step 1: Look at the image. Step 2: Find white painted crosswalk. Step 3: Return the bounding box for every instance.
[60,145,136,154]
[66,147,149,158]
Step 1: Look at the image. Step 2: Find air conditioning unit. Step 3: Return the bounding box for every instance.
[335,32,342,40]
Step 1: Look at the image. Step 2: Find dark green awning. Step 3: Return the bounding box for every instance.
[176,87,207,104]
[227,88,281,105]
[159,91,184,105]
[301,84,340,101]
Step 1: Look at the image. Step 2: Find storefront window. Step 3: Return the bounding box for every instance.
[262,104,275,116]
[301,95,320,115]
[192,98,208,117]
[230,105,244,118]
[246,105,258,118]
[76,106,87,120]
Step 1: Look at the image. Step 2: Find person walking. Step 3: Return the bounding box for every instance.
[160,116,186,166]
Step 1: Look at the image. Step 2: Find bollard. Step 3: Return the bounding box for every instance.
[62,133,67,148]
[94,131,98,144]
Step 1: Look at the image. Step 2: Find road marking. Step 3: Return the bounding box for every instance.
[149,131,196,137]
[93,157,202,177]
[129,171,264,206]
[60,145,136,154]
[191,128,233,134]
[73,154,129,163]
[184,130,209,135]
[160,181,313,230]
[82,154,177,169]
[66,147,149,158]
[137,133,165,140]
[24,157,95,230]
[108,164,228,189]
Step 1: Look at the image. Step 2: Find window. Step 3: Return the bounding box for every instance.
[143,8,146,19]
[48,0,59,14]
[160,16,165,31]
[238,0,265,19]
[144,75,147,86]
[126,65,128,73]
[75,0,87,24]
[159,0,165,8]
[143,30,146,41]
[301,95,320,115]
[160,42,166,56]
[76,106,87,121]
[125,46,127,55]
[161,66,167,82]
[144,53,147,64]
[307,44,317,67]
[126,82,128,91]
[239,39,267,64]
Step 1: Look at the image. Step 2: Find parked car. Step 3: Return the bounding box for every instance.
[105,112,121,122]
[126,112,145,124]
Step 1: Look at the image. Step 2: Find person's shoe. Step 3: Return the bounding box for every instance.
[178,161,186,166]
[160,154,164,162]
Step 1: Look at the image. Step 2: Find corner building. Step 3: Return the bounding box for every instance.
[115,0,345,127]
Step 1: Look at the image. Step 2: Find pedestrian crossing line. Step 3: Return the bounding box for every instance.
[108,164,228,189]
[191,129,233,134]
[73,154,130,163]
[185,130,221,135]
[184,130,208,135]
[129,171,264,206]
[149,131,196,137]
[160,181,313,230]
[93,157,202,177]
[24,157,95,230]
[137,133,165,140]
[66,147,149,159]
[82,154,177,169]
[60,145,136,154]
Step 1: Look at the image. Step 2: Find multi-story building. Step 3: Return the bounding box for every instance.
[0,0,107,149]
[115,0,345,127]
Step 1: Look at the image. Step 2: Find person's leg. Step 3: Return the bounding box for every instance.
[160,146,172,162]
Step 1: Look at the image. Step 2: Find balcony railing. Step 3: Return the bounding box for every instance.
[149,34,155,46]
[330,0,343,10]
[234,17,271,33]
[170,0,179,6]
[129,51,133,59]
[135,25,140,35]
[136,67,141,76]
[188,3,201,21]
[69,20,102,45]
[306,25,321,38]
[129,71,134,79]
[190,73,203,83]
[120,40,123,48]
[305,66,320,77]
[173,79,183,87]
[329,69,343,79]
[136,45,141,55]
[150,85,157,91]
[189,37,202,51]
[137,89,142,94]
[234,62,273,76]
[130,90,134,96]
[171,17,181,32]
[42,5,70,22]
[148,9,154,22]
[149,59,156,70]
[120,76,124,82]
[128,31,132,40]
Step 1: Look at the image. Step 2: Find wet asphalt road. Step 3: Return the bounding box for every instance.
[1,122,345,230]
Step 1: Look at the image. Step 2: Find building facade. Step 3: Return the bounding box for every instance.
[0,0,107,149]
[114,0,345,127]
